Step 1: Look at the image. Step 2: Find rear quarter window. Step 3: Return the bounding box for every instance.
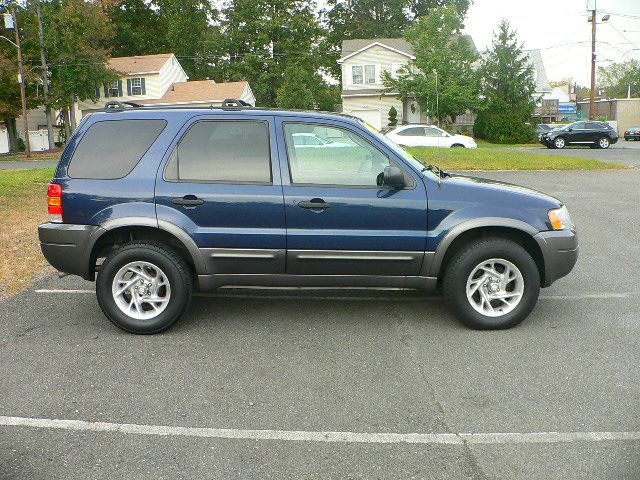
[68,119,167,179]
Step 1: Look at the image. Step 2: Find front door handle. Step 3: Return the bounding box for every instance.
[172,195,204,206]
[298,200,332,210]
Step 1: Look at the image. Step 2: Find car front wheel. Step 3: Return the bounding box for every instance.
[96,242,193,334]
[553,137,566,149]
[443,238,540,329]
[597,137,610,149]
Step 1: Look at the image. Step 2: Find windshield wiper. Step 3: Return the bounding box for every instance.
[422,164,449,178]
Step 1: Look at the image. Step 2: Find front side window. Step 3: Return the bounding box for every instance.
[352,66,363,85]
[397,127,425,137]
[68,119,167,179]
[131,77,143,95]
[572,122,586,130]
[165,121,271,183]
[424,127,445,137]
[284,123,391,187]
[364,65,376,84]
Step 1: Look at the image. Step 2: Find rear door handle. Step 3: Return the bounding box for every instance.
[172,195,204,206]
[298,201,332,210]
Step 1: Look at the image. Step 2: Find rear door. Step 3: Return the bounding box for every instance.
[276,118,428,277]
[155,115,286,275]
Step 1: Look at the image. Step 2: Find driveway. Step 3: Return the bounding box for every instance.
[0,170,638,479]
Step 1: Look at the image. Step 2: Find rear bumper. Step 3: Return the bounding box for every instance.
[624,135,640,140]
[533,230,579,287]
[38,223,104,280]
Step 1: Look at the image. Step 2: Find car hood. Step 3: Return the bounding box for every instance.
[443,173,562,208]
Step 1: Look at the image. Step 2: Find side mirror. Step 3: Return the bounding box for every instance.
[383,166,405,189]
[567,128,573,132]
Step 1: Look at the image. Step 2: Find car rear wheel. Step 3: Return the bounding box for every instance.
[443,238,540,329]
[451,144,465,148]
[597,137,610,149]
[553,137,566,149]
[96,242,193,334]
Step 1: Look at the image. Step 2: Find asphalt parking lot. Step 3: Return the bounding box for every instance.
[520,139,640,167]
[1,170,639,479]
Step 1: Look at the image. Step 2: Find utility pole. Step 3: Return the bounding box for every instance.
[35,0,55,150]
[10,6,30,157]
[433,69,440,128]
[589,7,597,120]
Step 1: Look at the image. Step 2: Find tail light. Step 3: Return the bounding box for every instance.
[47,183,63,223]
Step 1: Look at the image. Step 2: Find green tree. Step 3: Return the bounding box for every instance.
[387,106,398,127]
[45,0,117,133]
[213,0,330,107]
[475,19,536,143]
[108,0,166,57]
[597,59,640,98]
[382,6,480,126]
[276,64,315,109]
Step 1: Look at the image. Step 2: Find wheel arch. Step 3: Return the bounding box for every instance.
[87,221,205,280]
[429,221,545,284]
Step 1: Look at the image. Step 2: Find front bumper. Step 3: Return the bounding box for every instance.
[533,229,579,287]
[39,223,105,280]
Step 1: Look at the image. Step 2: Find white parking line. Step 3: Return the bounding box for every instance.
[34,289,637,301]
[1,415,638,445]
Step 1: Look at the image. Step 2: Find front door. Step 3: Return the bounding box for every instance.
[277,119,428,277]
[155,115,286,275]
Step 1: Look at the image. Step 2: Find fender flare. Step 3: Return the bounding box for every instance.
[85,218,206,275]
[427,217,539,277]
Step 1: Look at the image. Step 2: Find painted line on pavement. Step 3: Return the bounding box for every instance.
[1,415,638,445]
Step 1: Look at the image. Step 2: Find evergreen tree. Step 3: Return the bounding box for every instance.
[382,6,480,126]
[388,106,398,127]
[276,64,315,109]
[475,19,536,143]
[213,0,329,107]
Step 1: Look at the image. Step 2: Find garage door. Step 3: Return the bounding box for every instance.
[349,109,382,131]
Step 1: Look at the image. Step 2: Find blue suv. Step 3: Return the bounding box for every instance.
[39,100,578,334]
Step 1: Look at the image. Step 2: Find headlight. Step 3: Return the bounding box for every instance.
[548,206,574,231]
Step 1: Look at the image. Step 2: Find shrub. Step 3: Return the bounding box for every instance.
[388,106,398,127]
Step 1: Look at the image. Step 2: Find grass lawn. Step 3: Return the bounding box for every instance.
[0,167,56,299]
[475,139,541,149]
[0,150,62,162]
[407,146,630,170]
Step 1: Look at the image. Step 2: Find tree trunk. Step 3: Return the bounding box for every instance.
[69,90,77,132]
[5,118,18,153]
[61,107,71,142]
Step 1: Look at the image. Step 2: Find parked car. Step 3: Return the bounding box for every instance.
[292,132,351,148]
[535,124,553,139]
[386,125,477,148]
[39,100,577,334]
[623,127,640,141]
[539,120,618,149]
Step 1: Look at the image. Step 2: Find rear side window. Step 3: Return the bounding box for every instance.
[397,127,425,136]
[68,119,167,179]
[165,121,271,183]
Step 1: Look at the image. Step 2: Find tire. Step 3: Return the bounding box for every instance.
[597,137,610,149]
[553,137,566,149]
[443,238,540,330]
[96,242,193,334]
[451,144,465,148]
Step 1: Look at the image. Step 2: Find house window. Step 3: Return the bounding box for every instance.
[108,81,120,97]
[131,77,143,95]
[352,66,363,85]
[364,65,376,84]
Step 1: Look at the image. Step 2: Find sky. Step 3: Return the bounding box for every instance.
[464,0,640,85]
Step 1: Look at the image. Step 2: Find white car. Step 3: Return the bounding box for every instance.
[386,125,477,148]
[291,133,352,148]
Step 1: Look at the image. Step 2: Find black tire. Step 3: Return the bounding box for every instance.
[597,137,610,149]
[443,238,540,330]
[96,242,193,334]
[451,144,465,148]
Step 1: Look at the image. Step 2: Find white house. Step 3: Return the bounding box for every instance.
[339,39,560,130]
[77,53,255,117]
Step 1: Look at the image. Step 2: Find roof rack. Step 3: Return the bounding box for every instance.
[101,98,255,113]
[104,100,143,111]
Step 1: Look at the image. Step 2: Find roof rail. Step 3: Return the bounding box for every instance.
[221,98,253,108]
[104,100,143,112]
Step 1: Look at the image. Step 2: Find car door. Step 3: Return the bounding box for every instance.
[277,118,428,278]
[155,115,286,275]
[567,121,587,143]
[396,127,429,147]
[423,126,447,148]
